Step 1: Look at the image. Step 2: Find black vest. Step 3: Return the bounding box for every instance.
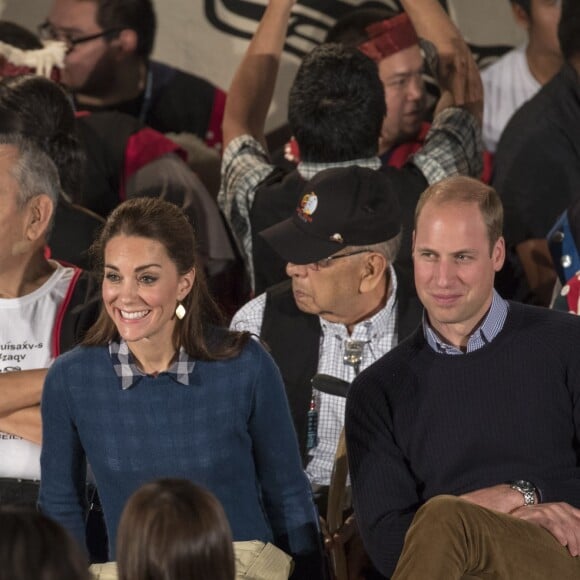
[260,271,423,459]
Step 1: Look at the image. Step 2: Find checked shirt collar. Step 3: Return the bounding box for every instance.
[109,338,195,389]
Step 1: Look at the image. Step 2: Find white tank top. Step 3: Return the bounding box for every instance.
[0,263,75,480]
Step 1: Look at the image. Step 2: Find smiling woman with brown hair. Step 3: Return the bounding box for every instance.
[39,197,323,578]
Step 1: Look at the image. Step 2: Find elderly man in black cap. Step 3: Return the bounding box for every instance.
[231,165,422,500]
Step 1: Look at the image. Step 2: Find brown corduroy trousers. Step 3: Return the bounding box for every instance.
[392,495,580,580]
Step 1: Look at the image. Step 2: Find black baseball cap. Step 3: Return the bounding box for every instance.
[260,166,401,264]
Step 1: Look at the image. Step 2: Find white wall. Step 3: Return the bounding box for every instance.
[2,0,49,33]
[448,0,525,46]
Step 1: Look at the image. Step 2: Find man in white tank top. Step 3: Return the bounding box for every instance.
[481,0,563,153]
[0,134,99,505]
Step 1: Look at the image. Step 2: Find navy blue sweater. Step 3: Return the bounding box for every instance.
[40,339,321,572]
[346,302,580,577]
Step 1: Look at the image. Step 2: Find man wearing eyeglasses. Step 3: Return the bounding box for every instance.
[41,0,225,152]
[231,165,423,578]
[231,165,423,489]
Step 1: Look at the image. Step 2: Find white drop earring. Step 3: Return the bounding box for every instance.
[175,302,186,320]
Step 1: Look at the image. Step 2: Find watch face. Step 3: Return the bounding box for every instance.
[512,480,534,492]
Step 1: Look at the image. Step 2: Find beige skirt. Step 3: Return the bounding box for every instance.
[89,540,293,580]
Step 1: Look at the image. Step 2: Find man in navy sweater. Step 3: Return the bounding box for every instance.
[346,175,580,579]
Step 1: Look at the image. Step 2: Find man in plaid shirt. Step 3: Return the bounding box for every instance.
[218,0,483,294]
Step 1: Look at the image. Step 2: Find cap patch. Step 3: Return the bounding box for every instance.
[297,192,318,223]
[259,166,401,266]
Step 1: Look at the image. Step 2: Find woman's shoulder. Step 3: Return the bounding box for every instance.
[234,333,274,368]
[204,325,265,359]
[52,344,110,371]
[198,329,274,377]
[45,346,111,398]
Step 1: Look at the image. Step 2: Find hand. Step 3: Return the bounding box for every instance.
[436,37,483,124]
[321,514,370,580]
[460,484,524,514]
[512,502,580,557]
[433,87,455,118]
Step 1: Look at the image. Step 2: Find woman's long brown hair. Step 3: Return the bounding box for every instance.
[83,197,249,360]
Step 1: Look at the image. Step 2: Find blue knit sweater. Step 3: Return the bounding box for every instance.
[347,302,580,577]
[39,339,321,571]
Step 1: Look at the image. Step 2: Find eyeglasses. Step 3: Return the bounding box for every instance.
[306,249,372,271]
[38,21,122,53]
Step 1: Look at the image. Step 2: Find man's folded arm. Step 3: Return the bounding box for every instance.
[0,404,41,445]
[0,369,47,415]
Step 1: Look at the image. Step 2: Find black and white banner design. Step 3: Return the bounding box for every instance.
[202,0,508,64]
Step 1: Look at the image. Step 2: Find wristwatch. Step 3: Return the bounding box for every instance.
[510,480,537,506]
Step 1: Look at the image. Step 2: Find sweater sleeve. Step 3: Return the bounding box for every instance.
[345,360,421,578]
[246,342,323,578]
[39,354,88,552]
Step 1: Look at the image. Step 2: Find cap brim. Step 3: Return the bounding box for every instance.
[259,216,345,265]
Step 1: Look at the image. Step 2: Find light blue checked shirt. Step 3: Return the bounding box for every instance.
[423,289,509,354]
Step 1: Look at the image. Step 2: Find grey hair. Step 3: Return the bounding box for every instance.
[0,133,61,227]
[350,231,402,264]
